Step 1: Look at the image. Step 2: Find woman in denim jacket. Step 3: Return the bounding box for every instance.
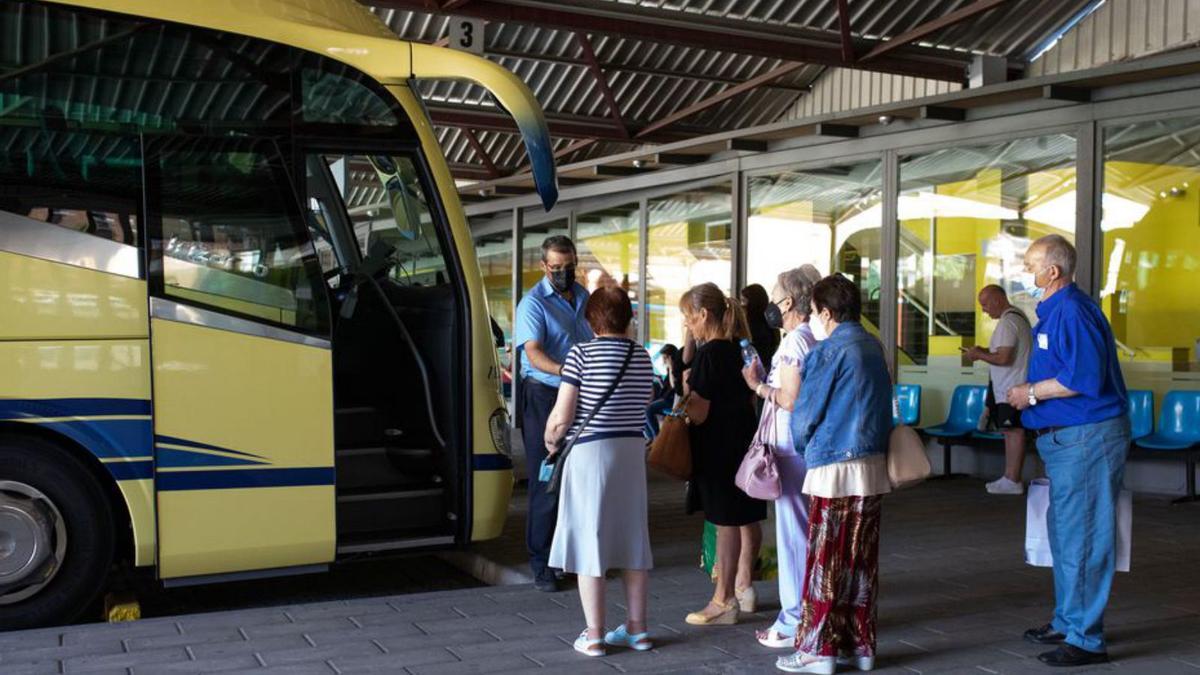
[777,274,893,675]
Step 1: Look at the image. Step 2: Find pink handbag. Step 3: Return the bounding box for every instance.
[735,401,782,500]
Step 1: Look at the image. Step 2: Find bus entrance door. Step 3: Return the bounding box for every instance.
[146,140,338,581]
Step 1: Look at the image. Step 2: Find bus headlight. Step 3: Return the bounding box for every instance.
[489,408,511,457]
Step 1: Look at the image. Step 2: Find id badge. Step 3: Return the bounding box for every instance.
[538,458,555,482]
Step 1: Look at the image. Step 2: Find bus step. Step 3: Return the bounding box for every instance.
[335,487,448,536]
[334,446,437,491]
[334,405,404,449]
[337,488,444,502]
[336,532,455,555]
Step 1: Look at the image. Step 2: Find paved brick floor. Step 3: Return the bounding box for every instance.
[2,477,1199,674]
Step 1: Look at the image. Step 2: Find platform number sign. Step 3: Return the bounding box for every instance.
[449,17,485,55]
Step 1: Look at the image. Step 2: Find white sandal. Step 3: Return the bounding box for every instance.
[756,628,793,648]
[573,630,606,657]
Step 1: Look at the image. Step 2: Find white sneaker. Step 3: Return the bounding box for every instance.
[986,477,1024,495]
[776,653,835,674]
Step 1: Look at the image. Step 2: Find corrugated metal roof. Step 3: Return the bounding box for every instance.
[366,0,1093,182]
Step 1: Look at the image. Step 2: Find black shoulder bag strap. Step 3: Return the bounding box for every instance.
[546,341,636,494]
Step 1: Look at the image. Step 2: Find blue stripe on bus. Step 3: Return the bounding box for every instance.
[0,397,151,419]
[473,454,514,471]
[156,467,335,491]
[154,435,267,459]
[39,419,154,459]
[105,460,155,481]
[156,448,268,468]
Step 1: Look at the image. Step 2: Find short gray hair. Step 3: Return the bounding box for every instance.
[777,264,822,318]
[1034,234,1077,280]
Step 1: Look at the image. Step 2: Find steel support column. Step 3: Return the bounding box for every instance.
[637,197,649,346]
[731,169,747,294]
[880,150,900,379]
[1076,121,1101,297]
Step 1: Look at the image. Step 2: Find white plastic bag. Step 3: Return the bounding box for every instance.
[1025,477,1131,572]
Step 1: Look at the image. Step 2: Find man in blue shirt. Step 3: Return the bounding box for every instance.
[1005,234,1129,667]
[513,235,593,592]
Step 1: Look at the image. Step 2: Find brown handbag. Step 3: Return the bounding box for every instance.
[647,394,692,480]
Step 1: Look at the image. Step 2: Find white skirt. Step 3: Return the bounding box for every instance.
[548,435,654,577]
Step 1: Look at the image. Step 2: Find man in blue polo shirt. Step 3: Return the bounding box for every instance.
[1005,234,1129,668]
[514,235,593,592]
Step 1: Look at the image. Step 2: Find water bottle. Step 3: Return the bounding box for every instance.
[739,339,765,380]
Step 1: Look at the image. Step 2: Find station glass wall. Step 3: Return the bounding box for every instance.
[1102,116,1200,397]
[576,202,640,296]
[895,133,1077,421]
[646,182,733,353]
[480,106,1200,427]
[747,160,884,332]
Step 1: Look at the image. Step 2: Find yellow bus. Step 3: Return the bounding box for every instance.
[0,0,558,629]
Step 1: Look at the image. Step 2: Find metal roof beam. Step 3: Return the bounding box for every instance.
[462,128,501,179]
[634,62,806,139]
[861,0,1013,61]
[836,0,855,64]
[369,0,966,81]
[486,46,812,92]
[425,105,700,143]
[574,32,629,139]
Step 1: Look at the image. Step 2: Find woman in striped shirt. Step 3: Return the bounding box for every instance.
[544,285,656,658]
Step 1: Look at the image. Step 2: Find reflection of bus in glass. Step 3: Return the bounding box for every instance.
[0,0,558,629]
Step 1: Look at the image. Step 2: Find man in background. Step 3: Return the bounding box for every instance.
[965,284,1033,495]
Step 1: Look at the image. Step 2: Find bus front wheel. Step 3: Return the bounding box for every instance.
[0,436,115,630]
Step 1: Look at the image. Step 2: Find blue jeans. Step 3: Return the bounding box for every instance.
[645,398,673,438]
[1037,415,1130,653]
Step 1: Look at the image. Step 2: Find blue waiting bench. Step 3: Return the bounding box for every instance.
[918,385,1199,499]
[920,384,991,477]
[1130,390,1200,504]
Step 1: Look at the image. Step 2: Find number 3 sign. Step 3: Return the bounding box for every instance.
[448,17,485,55]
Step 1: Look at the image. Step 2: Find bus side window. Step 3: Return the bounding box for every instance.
[0,129,142,258]
[150,141,331,336]
[339,154,448,287]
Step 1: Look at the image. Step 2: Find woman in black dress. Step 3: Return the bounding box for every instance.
[680,282,766,626]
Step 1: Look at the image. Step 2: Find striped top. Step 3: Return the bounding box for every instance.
[560,337,655,444]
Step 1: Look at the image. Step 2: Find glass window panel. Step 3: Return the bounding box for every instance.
[748,160,883,330]
[0,128,142,251]
[646,183,732,352]
[475,230,515,398]
[345,155,449,287]
[576,203,640,331]
[300,65,398,127]
[897,133,1076,421]
[476,232,515,341]
[1102,117,1200,379]
[0,1,297,134]
[155,140,330,335]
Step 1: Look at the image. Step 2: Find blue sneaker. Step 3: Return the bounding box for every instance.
[604,624,653,651]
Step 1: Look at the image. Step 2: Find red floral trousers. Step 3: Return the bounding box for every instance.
[794,495,882,657]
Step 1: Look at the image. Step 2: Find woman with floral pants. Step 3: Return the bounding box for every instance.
[777,274,892,675]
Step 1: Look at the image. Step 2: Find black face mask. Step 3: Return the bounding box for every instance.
[764,302,785,330]
[548,265,576,293]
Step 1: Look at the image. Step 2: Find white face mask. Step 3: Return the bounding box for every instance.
[1020,269,1047,301]
[810,313,830,341]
